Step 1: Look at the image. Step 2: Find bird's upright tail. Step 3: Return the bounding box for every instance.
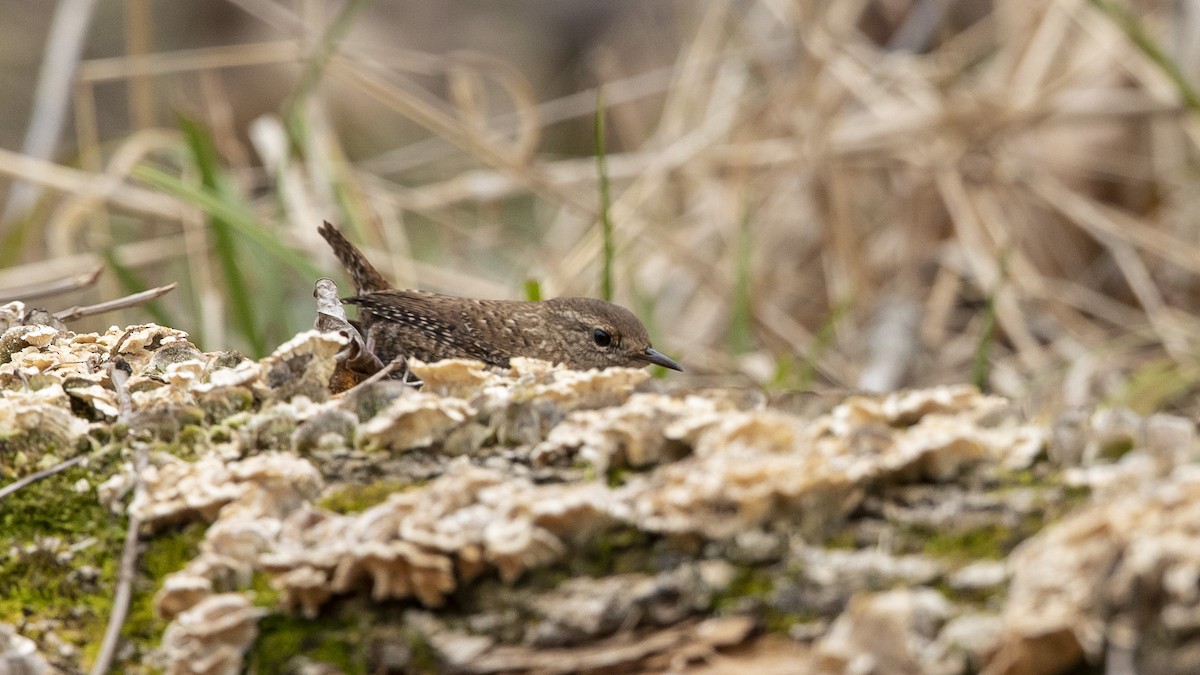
[318,221,392,294]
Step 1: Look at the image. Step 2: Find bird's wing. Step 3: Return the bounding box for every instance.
[345,290,508,365]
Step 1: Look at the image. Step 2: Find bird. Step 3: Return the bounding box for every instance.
[318,221,682,373]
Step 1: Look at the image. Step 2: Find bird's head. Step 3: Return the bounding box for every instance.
[542,297,682,371]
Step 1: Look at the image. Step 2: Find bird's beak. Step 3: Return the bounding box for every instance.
[641,347,682,371]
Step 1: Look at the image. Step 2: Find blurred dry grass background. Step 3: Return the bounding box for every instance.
[3,0,1200,414]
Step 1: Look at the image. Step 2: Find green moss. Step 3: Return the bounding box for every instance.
[407,628,440,673]
[710,565,811,634]
[0,430,89,476]
[198,386,255,422]
[0,459,118,542]
[249,570,283,609]
[248,602,371,674]
[714,567,774,613]
[1098,437,1136,461]
[822,528,859,550]
[992,468,1040,488]
[141,522,208,580]
[318,480,413,514]
[934,575,1002,606]
[603,465,627,487]
[1063,483,1091,508]
[573,526,656,577]
[176,425,209,455]
[992,467,1092,526]
[109,423,131,442]
[252,416,300,452]
[914,523,1018,562]
[761,607,811,634]
[0,451,222,671]
[121,522,210,655]
[0,458,129,670]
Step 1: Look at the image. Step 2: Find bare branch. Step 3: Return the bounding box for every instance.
[0,266,103,304]
[0,454,88,502]
[53,282,177,322]
[90,442,147,675]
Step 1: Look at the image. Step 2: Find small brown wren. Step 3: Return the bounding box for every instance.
[318,222,681,372]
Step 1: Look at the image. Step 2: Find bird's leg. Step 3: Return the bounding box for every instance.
[344,354,421,393]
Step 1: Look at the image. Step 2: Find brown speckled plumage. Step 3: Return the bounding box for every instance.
[318,222,681,372]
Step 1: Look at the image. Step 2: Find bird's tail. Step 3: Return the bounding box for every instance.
[318,221,391,294]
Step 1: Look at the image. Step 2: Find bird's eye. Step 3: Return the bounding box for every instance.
[592,328,612,347]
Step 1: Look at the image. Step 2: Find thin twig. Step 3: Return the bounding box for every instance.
[53,282,177,322]
[0,454,88,502]
[89,350,142,673]
[347,355,417,391]
[0,266,103,304]
[89,498,142,675]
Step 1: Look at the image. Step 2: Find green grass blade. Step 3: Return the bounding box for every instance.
[970,291,997,391]
[971,254,1009,392]
[1116,357,1200,414]
[0,218,33,268]
[523,278,543,302]
[175,113,264,355]
[283,0,373,134]
[1089,0,1200,112]
[794,299,850,390]
[132,166,322,279]
[594,89,614,301]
